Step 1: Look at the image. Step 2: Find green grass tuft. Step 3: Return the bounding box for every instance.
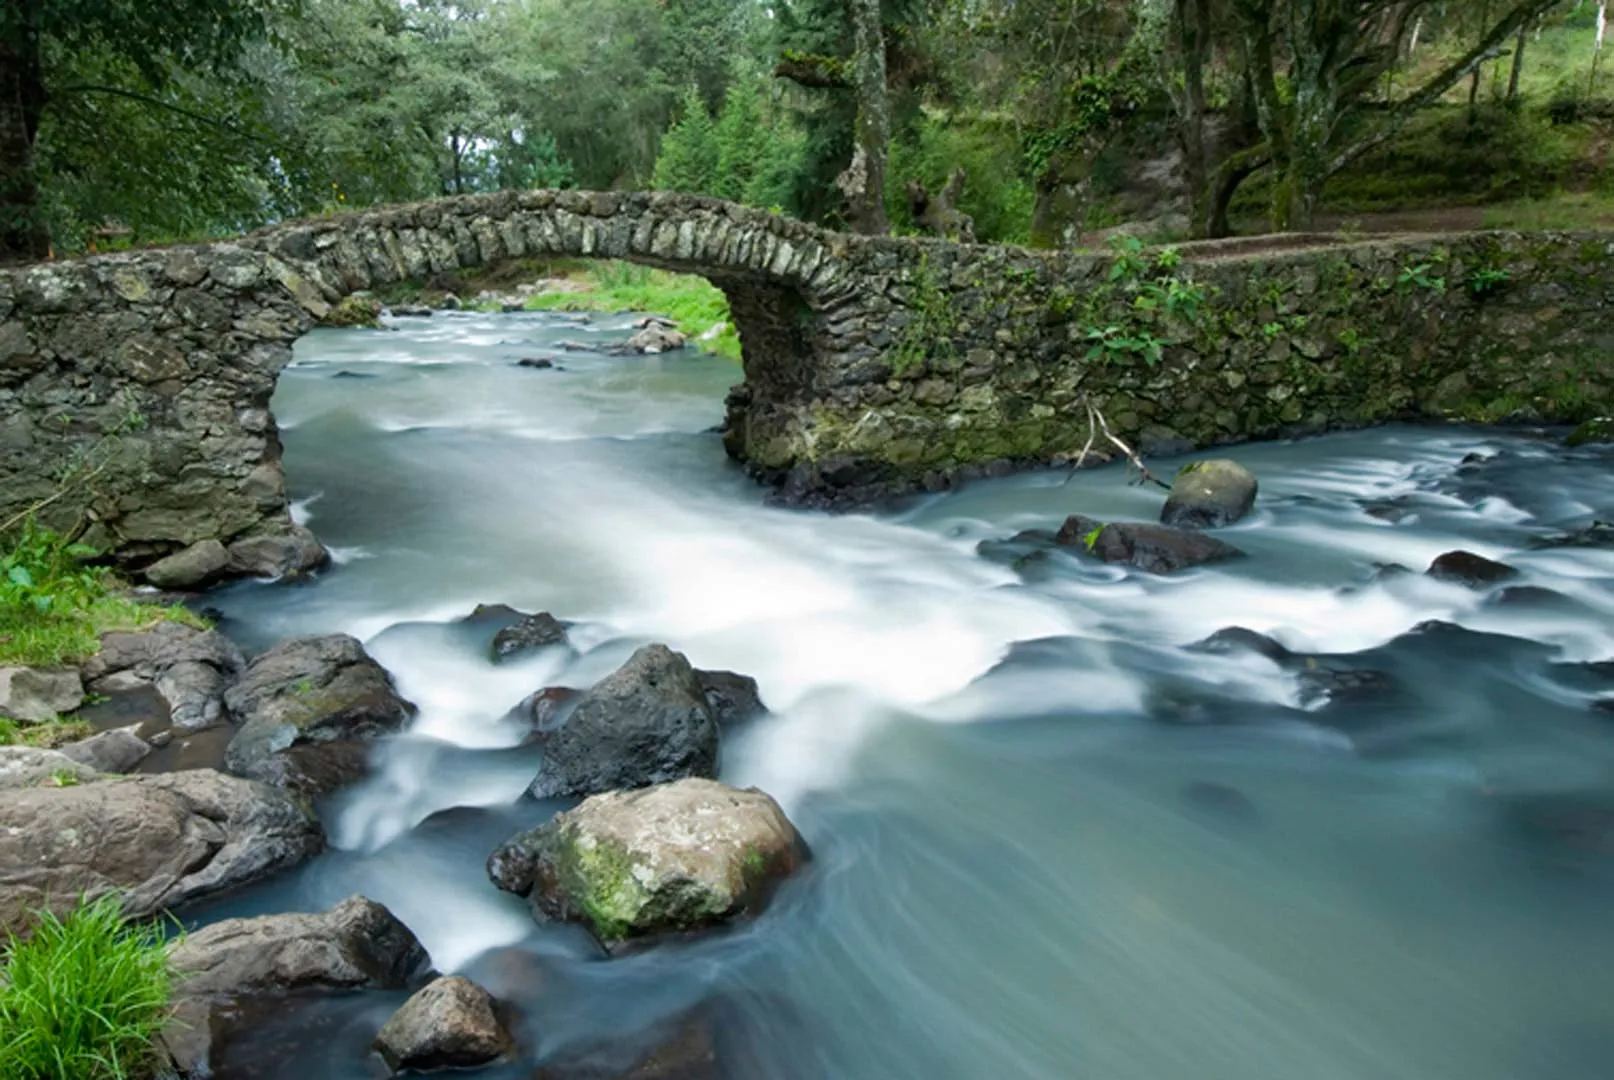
[0,717,94,749]
[0,895,175,1080]
[524,262,742,361]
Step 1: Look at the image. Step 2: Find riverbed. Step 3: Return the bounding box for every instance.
[197,309,1614,1079]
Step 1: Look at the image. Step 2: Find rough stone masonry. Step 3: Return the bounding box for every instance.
[0,189,1608,582]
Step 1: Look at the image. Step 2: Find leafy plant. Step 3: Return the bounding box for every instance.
[1082,525,1105,551]
[48,769,80,788]
[1396,262,1446,294]
[0,894,176,1080]
[1468,267,1512,297]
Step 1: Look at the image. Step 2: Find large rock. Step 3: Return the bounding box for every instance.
[59,727,152,773]
[1566,417,1614,447]
[491,611,569,663]
[623,325,687,354]
[163,896,430,1079]
[1427,550,1519,588]
[169,895,429,998]
[0,746,99,790]
[225,525,330,580]
[322,294,383,328]
[0,665,84,722]
[223,634,415,796]
[144,539,230,589]
[373,975,510,1074]
[1054,514,1243,573]
[83,622,246,732]
[489,778,807,948]
[1160,459,1259,529]
[697,669,765,728]
[0,769,324,936]
[527,645,719,799]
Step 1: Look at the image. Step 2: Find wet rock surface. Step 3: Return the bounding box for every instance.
[373,975,510,1073]
[1427,549,1520,587]
[1160,459,1259,529]
[526,645,721,799]
[490,778,808,948]
[223,634,415,796]
[1054,514,1244,573]
[0,769,323,936]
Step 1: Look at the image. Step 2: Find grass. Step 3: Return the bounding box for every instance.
[524,261,742,361]
[1480,190,1614,230]
[0,523,209,669]
[0,895,175,1080]
[0,717,94,749]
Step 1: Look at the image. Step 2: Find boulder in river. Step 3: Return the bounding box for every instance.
[488,777,808,948]
[1054,514,1243,573]
[1566,417,1614,447]
[374,975,511,1074]
[59,727,152,774]
[491,611,570,662]
[526,644,720,799]
[1427,550,1519,588]
[1160,459,1259,529]
[225,525,331,580]
[0,769,323,937]
[697,668,766,728]
[0,665,84,722]
[518,356,556,369]
[1189,626,1292,662]
[163,895,430,1078]
[623,324,687,354]
[224,634,416,796]
[82,621,246,733]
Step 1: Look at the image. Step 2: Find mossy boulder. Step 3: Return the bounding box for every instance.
[222,634,416,796]
[1566,417,1614,447]
[487,778,807,949]
[1161,459,1259,529]
[321,294,383,328]
[1054,514,1244,573]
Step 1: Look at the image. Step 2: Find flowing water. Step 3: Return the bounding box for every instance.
[196,309,1614,1079]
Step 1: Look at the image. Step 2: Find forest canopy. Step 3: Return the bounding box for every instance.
[2,0,1612,257]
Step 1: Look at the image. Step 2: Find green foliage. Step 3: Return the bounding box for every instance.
[654,85,721,195]
[1468,266,1512,297]
[48,768,81,787]
[526,263,741,361]
[1396,262,1447,294]
[890,255,955,376]
[1081,236,1208,368]
[0,894,175,1080]
[0,523,207,669]
[1082,524,1105,551]
[0,717,94,750]
[887,113,1035,243]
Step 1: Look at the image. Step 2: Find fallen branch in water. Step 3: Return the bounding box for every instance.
[1063,395,1171,490]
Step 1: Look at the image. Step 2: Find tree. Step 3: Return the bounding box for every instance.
[653,85,720,193]
[840,0,890,233]
[0,0,292,257]
[1232,0,1561,230]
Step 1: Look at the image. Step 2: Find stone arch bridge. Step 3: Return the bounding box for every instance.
[0,188,1605,584]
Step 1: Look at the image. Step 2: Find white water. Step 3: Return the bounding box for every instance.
[201,311,1614,1080]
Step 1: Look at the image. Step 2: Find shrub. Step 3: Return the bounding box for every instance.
[0,895,175,1080]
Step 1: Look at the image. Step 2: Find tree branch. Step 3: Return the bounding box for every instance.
[772,54,849,89]
[1327,0,1558,175]
[53,84,267,143]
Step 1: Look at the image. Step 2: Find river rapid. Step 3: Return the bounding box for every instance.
[195,309,1614,1079]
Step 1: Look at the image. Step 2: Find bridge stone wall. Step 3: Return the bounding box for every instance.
[0,188,1608,584]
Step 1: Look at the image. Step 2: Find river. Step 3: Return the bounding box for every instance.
[194,308,1614,1079]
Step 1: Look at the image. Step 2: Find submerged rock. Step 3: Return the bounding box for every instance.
[322,294,384,328]
[0,665,84,722]
[0,769,324,937]
[1054,514,1243,573]
[518,356,557,369]
[223,634,416,796]
[374,975,511,1074]
[532,1011,720,1079]
[526,645,720,799]
[1188,626,1292,662]
[391,304,434,317]
[59,727,152,774]
[489,778,807,948]
[491,611,570,662]
[1427,550,1519,588]
[1160,459,1259,529]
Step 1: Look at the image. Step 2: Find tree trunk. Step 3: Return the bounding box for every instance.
[0,4,48,261]
[1173,0,1212,234]
[842,0,889,235]
[1507,19,1530,101]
